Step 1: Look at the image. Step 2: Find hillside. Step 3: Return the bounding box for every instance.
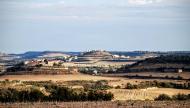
[118,55,190,72]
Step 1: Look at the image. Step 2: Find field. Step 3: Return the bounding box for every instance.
[0,74,120,81]
[0,101,190,108]
[108,88,190,100]
[0,73,190,101]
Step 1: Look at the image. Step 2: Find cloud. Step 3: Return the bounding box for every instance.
[128,0,162,5]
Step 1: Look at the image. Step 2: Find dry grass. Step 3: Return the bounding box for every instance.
[108,88,190,100]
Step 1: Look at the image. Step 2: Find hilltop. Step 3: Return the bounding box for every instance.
[82,50,112,57]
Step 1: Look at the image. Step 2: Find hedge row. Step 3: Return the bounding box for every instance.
[125,81,190,89]
[0,86,113,102]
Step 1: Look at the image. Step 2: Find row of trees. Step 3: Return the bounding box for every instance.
[0,86,114,102]
[155,93,190,101]
[125,81,190,89]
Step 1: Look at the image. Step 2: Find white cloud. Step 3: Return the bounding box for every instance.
[128,0,162,5]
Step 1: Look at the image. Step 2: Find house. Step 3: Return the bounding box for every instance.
[46,60,63,66]
[92,70,98,75]
[178,69,183,73]
[164,68,183,73]
[25,60,39,66]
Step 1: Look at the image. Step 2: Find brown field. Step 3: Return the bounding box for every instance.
[0,73,188,88]
[0,101,190,108]
[108,88,190,100]
[0,74,121,81]
[0,74,190,101]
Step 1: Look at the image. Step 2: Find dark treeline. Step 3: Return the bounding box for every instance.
[125,75,185,80]
[155,93,190,101]
[118,55,190,72]
[138,55,190,65]
[0,85,113,102]
[125,81,190,89]
[6,62,34,72]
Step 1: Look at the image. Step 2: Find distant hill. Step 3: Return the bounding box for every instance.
[117,55,190,72]
[1,51,190,60]
[82,50,112,57]
[17,51,71,59]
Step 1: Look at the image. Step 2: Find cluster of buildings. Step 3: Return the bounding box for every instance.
[24,56,78,67]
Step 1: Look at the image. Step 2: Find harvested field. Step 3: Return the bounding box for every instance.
[108,88,190,100]
[1,74,190,101]
[0,101,190,108]
[0,74,121,81]
[0,74,187,87]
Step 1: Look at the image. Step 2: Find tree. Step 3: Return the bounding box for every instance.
[29,89,45,102]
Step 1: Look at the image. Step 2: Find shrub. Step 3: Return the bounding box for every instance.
[115,85,121,89]
[0,84,114,102]
[177,76,183,80]
[125,83,137,89]
[172,93,188,100]
[154,94,172,101]
[155,93,190,101]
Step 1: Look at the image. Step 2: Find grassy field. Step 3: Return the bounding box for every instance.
[0,101,190,108]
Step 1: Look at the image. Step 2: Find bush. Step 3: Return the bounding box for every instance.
[154,94,172,101]
[0,85,114,102]
[83,80,111,91]
[124,81,190,90]
[177,76,183,80]
[125,83,137,89]
[155,93,190,101]
[29,89,45,101]
[115,85,121,89]
[172,93,188,100]
[87,90,113,101]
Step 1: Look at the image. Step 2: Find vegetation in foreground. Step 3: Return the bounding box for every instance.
[155,93,190,101]
[0,81,113,102]
[124,81,190,89]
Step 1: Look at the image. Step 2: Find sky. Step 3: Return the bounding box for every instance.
[0,0,190,53]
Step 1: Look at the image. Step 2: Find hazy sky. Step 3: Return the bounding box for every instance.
[0,0,190,53]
